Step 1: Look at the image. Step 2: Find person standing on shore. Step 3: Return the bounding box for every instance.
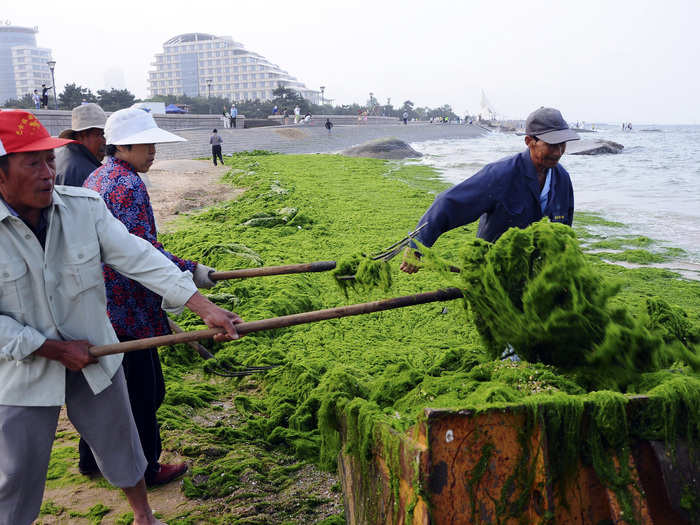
[401,106,579,273]
[402,111,408,125]
[0,110,241,525]
[294,105,301,124]
[41,84,52,109]
[210,128,224,166]
[55,103,107,186]
[230,104,238,129]
[83,108,221,487]
[325,118,333,134]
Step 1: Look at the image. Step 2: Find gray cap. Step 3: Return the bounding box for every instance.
[525,107,579,144]
[70,103,106,132]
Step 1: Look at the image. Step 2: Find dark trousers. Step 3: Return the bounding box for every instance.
[212,144,223,165]
[79,342,166,483]
[230,117,237,128]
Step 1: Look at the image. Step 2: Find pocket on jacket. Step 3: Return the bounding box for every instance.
[502,198,525,216]
[0,258,28,313]
[64,241,104,298]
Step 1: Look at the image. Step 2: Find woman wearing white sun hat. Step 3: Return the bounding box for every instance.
[82,108,219,487]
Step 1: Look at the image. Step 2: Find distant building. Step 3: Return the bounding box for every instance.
[147,33,319,103]
[0,25,53,104]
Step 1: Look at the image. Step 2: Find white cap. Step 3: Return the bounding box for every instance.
[105,108,186,145]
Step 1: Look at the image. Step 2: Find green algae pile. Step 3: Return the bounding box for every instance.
[160,153,700,522]
[456,220,700,389]
[43,152,700,523]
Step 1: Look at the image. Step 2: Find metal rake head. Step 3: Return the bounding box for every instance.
[335,222,428,281]
[369,222,429,262]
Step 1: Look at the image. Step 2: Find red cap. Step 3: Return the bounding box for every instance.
[0,110,74,156]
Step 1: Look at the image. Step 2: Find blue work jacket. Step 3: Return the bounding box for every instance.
[415,150,574,246]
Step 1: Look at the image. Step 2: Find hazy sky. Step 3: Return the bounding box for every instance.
[4,0,699,123]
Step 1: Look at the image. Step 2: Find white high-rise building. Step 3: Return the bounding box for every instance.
[148,33,319,103]
[0,25,53,104]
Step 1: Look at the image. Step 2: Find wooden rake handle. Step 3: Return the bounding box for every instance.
[209,261,337,281]
[89,287,464,357]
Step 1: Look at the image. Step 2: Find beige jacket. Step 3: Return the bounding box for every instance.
[0,186,197,406]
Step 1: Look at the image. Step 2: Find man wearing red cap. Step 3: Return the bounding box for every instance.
[0,110,242,525]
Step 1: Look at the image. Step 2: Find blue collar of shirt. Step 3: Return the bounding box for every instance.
[539,168,552,213]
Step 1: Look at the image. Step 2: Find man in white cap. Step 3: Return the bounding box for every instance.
[55,103,107,186]
[0,110,241,525]
[401,106,580,273]
[83,108,219,487]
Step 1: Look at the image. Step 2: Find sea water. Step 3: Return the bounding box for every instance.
[410,125,700,265]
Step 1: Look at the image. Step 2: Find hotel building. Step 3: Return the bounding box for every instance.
[0,25,53,104]
[148,33,319,103]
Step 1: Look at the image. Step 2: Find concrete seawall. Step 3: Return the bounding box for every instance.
[155,123,488,160]
[26,109,235,135]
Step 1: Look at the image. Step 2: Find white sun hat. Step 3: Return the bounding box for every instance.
[105,107,186,145]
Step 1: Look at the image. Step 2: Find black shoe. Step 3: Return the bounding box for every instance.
[78,463,100,476]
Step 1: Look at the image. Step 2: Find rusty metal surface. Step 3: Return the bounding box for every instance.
[339,423,429,525]
[339,398,698,525]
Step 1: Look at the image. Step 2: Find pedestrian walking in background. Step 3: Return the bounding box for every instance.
[222,107,230,129]
[283,108,289,125]
[402,111,408,125]
[210,128,224,166]
[230,104,238,129]
[32,89,41,109]
[325,118,333,134]
[294,105,300,124]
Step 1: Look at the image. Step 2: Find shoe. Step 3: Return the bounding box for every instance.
[78,463,100,476]
[147,462,188,487]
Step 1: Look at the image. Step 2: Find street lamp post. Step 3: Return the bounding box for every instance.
[319,85,325,106]
[47,60,57,110]
[206,79,213,114]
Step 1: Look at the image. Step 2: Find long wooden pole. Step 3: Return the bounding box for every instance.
[90,288,463,357]
[167,318,214,360]
[209,261,336,281]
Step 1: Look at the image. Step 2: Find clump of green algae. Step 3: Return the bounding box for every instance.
[332,253,392,296]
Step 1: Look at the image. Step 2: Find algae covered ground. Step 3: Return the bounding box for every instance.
[42,152,700,523]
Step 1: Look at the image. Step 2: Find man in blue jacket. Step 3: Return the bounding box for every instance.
[401,107,579,273]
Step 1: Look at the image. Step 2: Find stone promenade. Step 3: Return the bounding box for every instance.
[155,123,488,160]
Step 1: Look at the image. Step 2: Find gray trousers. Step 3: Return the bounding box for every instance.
[0,367,146,525]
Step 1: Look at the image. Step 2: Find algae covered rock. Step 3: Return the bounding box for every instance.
[341,138,423,160]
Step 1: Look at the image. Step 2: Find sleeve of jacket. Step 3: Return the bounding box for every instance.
[105,176,198,274]
[93,197,198,313]
[414,167,499,248]
[0,317,47,361]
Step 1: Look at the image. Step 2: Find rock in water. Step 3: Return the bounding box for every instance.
[567,139,624,155]
[341,138,423,159]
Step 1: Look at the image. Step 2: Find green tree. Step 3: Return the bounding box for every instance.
[2,93,34,109]
[97,88,137,112]
[58,83,97,110]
